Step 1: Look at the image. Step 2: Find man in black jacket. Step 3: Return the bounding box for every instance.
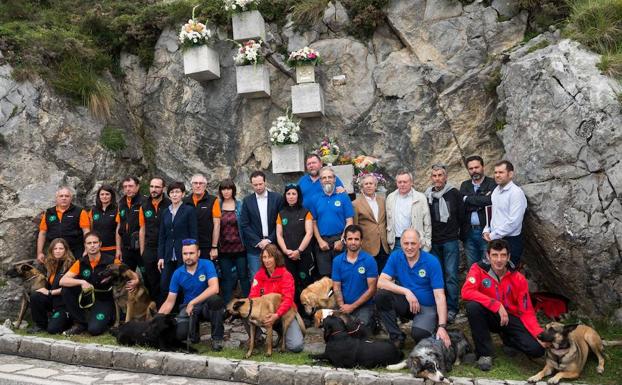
[459,156,497,267]
[183,174,221,262]
[425,164,466,324]
[115,176,143,271]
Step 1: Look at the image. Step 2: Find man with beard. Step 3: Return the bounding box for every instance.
[298,154,345,210]
[310,167,354,277]
[139,177,171,305]
[331,225,378,330]
[116,177,144,271]
[460,156,496,267]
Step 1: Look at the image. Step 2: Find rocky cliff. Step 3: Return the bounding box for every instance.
[0,0,620,318]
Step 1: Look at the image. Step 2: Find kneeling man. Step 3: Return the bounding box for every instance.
[461,239,544,371]
[331,225,378,331]
[158,239,224,351]
[374,229,450,349]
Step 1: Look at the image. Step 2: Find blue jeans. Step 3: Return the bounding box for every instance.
[431,240,460,314]
[219,252,250,303]
[464,226,488,267]
[247,250,262,284]
[391,237,402,252]
[503,234,523,267]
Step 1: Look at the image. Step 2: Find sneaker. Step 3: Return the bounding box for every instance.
[502,345,520,357]
[211,339,224,352]
[447,311,457,324]
[477,356,493,371]
[63,324,86,336]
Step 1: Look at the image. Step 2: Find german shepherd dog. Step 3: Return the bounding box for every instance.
[387,330,474,383]
[6,261,47,328]
[225,293,306,358]
[98,263,156,327]
[300,277,336,315]
[528,322,605,384]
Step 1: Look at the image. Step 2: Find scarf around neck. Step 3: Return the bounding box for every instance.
[425,184,454,223]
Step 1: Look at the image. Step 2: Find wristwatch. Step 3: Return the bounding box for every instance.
[437,323,447,329]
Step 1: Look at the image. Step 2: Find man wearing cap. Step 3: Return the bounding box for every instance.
[60,232,138,336]
[158,239,225,351]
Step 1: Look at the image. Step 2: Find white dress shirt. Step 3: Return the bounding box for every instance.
[365,194,379,222]
[394,190,413,237]
[256,191,269,238]
[484,181,527,239]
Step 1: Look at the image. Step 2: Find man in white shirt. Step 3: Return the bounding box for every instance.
[483,160,527,266]
[386,170,432,252]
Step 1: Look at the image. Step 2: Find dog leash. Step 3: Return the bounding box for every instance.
[328,323,361,337]
[78,287,113,309]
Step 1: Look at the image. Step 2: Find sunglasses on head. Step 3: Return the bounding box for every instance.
[182,238,198,246]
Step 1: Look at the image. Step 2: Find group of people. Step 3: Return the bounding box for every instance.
[29,153,544,370]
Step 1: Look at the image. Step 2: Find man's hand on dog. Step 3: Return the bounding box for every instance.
[404,290,420,314]
[436,326,452,348]
[339,303,356,314]
[498,304,509,326]
[126,278,139,293]
[263,313,279,327]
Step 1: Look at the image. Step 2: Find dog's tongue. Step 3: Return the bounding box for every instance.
[100,276,111,284]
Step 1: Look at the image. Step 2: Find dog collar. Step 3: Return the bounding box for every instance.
[243,299,254,319]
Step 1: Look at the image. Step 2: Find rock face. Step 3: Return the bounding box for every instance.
[0,1,620,317]
[497,38,622,315]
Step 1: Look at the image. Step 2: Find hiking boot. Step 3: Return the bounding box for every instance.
[447,311,457,324]
[212,339,224,352]
[502,345,520,357]
[477,356,493,371]
[63,324,86,336]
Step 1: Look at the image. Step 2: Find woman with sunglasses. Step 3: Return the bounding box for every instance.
[276,183,314,319]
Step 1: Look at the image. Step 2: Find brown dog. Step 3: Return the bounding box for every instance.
[6,261,47,328]
[226,293,306,358]
[99,264,156,327]
[300,277,336,315]
[528,322,605,384]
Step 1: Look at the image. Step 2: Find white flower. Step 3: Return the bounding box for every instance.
[290,133,299,143]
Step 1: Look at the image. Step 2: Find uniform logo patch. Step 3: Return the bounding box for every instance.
[48,215,57,222]
[358,266,366,274]
[334,200,341,207]
[96,313,105,321]
[281,218,288,226]
[418,269,426,278]
[468,276,476,284]
[299,272,306,279]
[198,274,206,282]
[482,278,492,288]
[52,311,61,319]
[252,279,258,287]
[93,213,100,221]
[81,269,91,278]
[120,209,126,217]
[145,210,153,218]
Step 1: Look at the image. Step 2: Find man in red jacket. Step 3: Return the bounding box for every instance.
[461,239,545,371]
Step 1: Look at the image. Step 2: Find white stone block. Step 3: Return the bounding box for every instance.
[183,45,220,81]
[271,144,305,174]
[295,65,315,84]
[292,83,324,118]
[236,64,271,98]
[332,164,355,194]
[232,10,266,42]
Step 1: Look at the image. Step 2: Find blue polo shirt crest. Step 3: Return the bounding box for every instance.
[482,278,492,288]
[169,259,218,305]
[331,251,378,305]
[418,269,426,278]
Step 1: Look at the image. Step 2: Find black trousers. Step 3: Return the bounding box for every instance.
[465,301,544,358]
[284,250,315,319]
[375,247,389,273]
[314,235,342,277]
[375,289,437,343]
[122,247,141,271]
[30,292,71,334]
[142,247,162,306]
[61,286,115,335]
[175,295,225,343]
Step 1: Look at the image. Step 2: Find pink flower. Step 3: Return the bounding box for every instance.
[308,53,317,59]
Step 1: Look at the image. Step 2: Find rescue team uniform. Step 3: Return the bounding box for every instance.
[461,261,544,358]
[30,259,74,334]
[139,197,171,305]
[184,193,221,260]
[249,266,304,352]
[39,205,90,258]
[61,254,120,335]
[169,259,224,343]
[375,249,444,344]
[331,250,378,326]
[90,205,118,253]
[297,174,345,211]
[117,195,143,270]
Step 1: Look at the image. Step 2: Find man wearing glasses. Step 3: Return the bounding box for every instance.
[184,174,221,262]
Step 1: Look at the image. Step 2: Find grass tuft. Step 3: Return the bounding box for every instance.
[100,126,127,152]
[526,39,551,53]
[291,0,330,28]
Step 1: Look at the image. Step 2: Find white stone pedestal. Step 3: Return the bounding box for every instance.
[292,83,324,118]
[232,10,266,42]
[183,45,220,81]
[295,65,315,84]
[271,144,305,174]
[332,164,355,194]
[236,64,271,98]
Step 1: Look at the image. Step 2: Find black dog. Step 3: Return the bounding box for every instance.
[310,314,403,368]
[111,313,196,353]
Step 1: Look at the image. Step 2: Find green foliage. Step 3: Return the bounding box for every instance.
[598,50,622,79]
[494,117,506,131]
[484,68,502,95]
[100,126,127,152]
[526,39,550,53]
[519,0,569,40]
[291,0,330,28]
[341,0,390,39]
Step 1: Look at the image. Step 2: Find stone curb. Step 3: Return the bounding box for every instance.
[0,328,585,385]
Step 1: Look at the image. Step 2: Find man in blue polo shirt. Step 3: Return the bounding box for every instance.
[332,224,378,330]
[375,229,451,349]
[158,239,224,351]
[298,154,345,210]
[310,167,354,277]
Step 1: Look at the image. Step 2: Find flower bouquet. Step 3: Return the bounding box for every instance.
[234,39,264,65]
[178,10,214,49]
[180,6,220,81]
[286,47,321,67]
[353,155,380,173]
[269,112,301,145]
[316,137,341,165]
[223,0,260,12]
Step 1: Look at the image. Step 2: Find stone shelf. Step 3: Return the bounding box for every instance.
[232,10,266,42]
[236,64,270,98]
[271,144,305,174]
[292,83,324,118]
[183,46,220,81]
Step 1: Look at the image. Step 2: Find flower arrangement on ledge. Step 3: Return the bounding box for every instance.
[234,40,264,65]
[269,112,301,145]
[315,137,352,165]
[178,7,214,49]
[286,47,321,67]
[353,155,387,189]
[223,0,260,12]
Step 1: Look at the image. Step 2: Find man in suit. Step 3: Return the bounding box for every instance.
[459,156,497,267]
[239,171,284,282]
[352,174,390,272]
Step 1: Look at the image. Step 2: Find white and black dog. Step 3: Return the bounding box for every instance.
[387,330,474,383]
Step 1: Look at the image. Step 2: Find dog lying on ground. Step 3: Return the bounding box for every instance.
[313,309,371,339]
[300,277,336,315]
[98,263,156,327]
[110,313,196,352]
[310,313,403,368]
[528,322,605,384]
[6,261,47,328]
[225,293,306,358]
[387,330,474,383]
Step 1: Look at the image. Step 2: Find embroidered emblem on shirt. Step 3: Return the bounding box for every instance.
[81,269,91,278]
[48,215,57,222]
[93,213,100,221]
[282,218,288,226]
[198,274,206,282]
[468,276,476,284]
[334,200,341,207]
[482,278,492,288]
[358,266,366,274]
[418,269,426,278]
[120,209,126,217]
[145,210,154,218]
[96,313,105,321]
[52,311,61,319]
[299,272,306,279]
